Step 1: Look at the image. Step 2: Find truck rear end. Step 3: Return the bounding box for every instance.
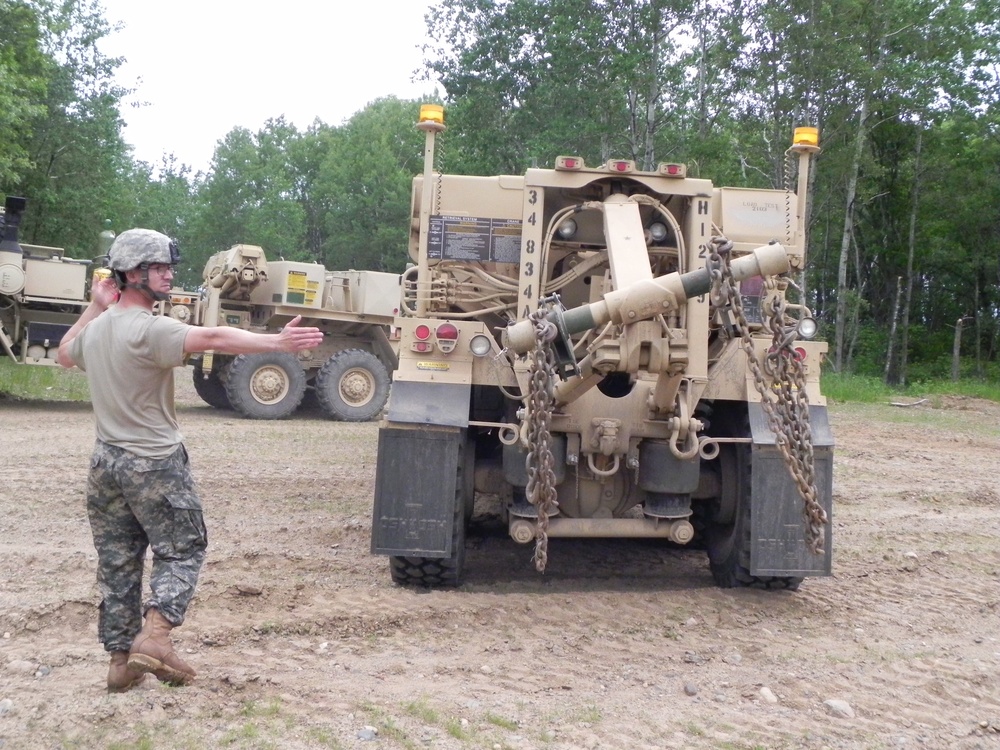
[371,106,832,589]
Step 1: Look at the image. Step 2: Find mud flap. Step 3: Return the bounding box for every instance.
[371,426,461,557]
[748,403,834,577]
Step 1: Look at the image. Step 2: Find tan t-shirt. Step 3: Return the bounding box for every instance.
[69,305,190,458]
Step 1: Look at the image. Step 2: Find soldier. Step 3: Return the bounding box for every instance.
[58,229,324,691]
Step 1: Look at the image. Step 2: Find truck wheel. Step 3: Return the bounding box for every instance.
[388,506,466,587]
[225,352,306,420]
[315,349,390,422]
[705,414,802,590]
[387,438,470,586]
[191,360,231,410]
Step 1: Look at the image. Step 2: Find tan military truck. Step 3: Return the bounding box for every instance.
[0,197,398,422]
[0,196,96,366]
[371,105,833,589]
[163,244,400,421]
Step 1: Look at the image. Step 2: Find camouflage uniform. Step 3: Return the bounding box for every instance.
[87,441,207,652]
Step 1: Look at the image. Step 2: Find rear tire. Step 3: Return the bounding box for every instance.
[225,352,306,420]
[315,349,390,422]
[704,407,802,590]
[191,359,231,410]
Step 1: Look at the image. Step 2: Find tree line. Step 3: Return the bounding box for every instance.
[2,0,998,384]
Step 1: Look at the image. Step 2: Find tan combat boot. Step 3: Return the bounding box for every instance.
[127,609,197,685]
[107,650,145,692]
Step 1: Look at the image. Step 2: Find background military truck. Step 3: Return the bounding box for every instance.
[163,243,399,421]
[0,196,97,366]
[0,195,398,422]
[371,105,833,589]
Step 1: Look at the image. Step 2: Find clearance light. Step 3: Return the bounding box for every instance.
[557,218,578,239]
[658,162,687,178]
[555,156,585,170]
[414,324,431,341]
[413,341,431,353]
[606,159,635,173]
[436,322,460,354]
[470,334,492,357]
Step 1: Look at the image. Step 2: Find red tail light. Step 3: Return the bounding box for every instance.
[436,323,459,354]
[436,323,459,340]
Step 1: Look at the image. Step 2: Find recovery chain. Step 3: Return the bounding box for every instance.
[707,236,828,554]
[524,304,559,572]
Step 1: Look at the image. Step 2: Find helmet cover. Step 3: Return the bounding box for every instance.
[106,229,180,271]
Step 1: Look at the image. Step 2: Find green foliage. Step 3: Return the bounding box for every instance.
[8,0,133,257]
[190,117,308,271]
[318,97,424,272]
[0,0,998,383]
[0,0,49,184]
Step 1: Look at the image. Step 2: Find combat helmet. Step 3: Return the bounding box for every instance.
[106,228,180,301]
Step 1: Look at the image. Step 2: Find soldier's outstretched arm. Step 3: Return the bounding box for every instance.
[183,315,324,355]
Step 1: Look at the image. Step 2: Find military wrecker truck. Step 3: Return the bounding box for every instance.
[0,196,98,366]
[371,104,833,589]
[163,244,400,421]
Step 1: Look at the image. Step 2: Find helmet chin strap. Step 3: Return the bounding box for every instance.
[122,267,169,302]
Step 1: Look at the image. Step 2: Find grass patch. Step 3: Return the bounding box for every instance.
[404,698,439,724]
[686,721,706,737]
[240,699,283,718]
[485,713,519,730]
[572,704,603,724]
[444,717,472,740]
[823,371,1000,404]
[359,702,416,749]
[0,357,90,401]
[305,726,344,749]
[107,735,154,750]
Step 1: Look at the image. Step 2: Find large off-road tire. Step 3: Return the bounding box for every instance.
[225,352,306,420]
[704,409,803,591]
[191,360,231,410]
[388,438,470,587]
[315,349,390,422]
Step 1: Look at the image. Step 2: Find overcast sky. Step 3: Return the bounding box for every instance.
[99,0,440,174]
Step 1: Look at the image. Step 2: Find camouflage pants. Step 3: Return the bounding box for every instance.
[87,441,208,653]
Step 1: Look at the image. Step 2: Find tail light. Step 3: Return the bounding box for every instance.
[411,323,433,352]
[435,323,459,354]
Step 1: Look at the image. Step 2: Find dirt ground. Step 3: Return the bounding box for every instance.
[1,371,999,750]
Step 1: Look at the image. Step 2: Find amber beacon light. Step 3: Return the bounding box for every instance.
[792,127,820,151]
[417,104,445,132]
